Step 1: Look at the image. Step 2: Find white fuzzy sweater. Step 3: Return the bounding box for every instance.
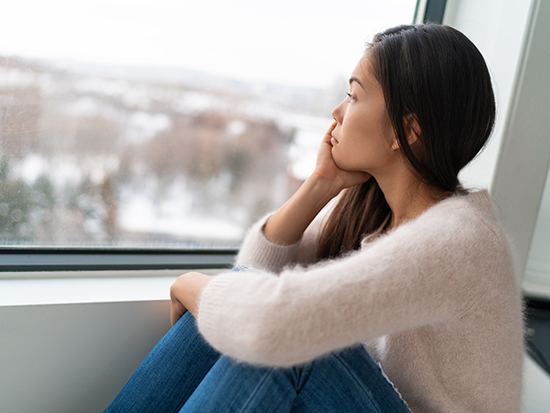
[197,190,524,412]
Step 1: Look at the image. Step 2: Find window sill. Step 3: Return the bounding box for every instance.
[523,274,550,300]
[0,269,222,307]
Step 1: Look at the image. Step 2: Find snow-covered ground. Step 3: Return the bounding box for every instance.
[1,58,333,246]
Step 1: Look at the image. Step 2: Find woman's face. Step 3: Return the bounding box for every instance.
[330,55,396,175]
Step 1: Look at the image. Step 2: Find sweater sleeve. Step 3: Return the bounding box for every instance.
[198,201,507,367]
[235,209,328,272]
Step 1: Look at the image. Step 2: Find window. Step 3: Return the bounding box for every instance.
[0,0,418,258]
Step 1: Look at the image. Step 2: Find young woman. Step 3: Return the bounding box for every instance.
[106,24,524,412]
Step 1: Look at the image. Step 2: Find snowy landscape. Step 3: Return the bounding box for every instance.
[0,56,338,247]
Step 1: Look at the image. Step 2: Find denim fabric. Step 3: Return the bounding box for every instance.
[181,343,410,413]
[105,311,220,413]
[105,268,410,412]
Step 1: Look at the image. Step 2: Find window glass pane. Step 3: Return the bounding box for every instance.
[1,0,416,247]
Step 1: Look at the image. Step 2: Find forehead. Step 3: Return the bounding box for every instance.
[350,55,379,89]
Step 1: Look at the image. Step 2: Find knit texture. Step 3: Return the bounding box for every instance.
[198,190,524,412]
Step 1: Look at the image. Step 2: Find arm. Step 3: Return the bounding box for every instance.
[263,121,370,245]
[235,122,370,271]
[197,206,507,367]
[170,123,370,325]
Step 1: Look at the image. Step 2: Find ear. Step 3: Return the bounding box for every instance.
[390,115,421,151]
[390,140,400,151]
[404,114,421,146]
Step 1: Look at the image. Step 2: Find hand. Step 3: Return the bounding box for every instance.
[170,272,214,325]
[312,121,371,194]
[263,122,372,245]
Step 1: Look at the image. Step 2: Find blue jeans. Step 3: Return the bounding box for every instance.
[104,312,410,412]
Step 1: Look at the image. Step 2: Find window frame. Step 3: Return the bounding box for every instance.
[0,246,236,272]
[415,0,447,24]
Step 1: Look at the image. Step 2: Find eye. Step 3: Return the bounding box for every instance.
[346,92,356,102]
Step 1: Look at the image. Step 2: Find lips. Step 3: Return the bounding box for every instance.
[331,136,339,146]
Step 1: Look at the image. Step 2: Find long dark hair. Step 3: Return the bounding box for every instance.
[317,24,496,260]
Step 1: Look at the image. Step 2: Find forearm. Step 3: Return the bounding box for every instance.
[263,175,340,245]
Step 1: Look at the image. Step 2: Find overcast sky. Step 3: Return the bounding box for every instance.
[1,0,416,88]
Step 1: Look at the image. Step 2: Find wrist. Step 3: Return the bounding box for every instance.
[304,173,343,204]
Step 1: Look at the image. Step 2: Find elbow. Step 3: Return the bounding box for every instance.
[234,319,281,365]
[238,335,274,366]
[222,315,298,367]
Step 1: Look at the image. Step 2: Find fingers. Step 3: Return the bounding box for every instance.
[326,120,337,134]
[170,277,188,326]
[313,121,372,189]
[169,272,212,325]
[170,298,187,326]
[322,121,337,143]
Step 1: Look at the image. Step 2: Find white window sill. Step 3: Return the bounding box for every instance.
[0,269,222,307]
[523,274,550,300]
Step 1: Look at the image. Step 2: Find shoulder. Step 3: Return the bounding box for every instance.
[401,190,516,284]
[412,190,504,241]
[364,190,514,273]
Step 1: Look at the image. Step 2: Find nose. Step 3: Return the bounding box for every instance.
[331,98,345,124]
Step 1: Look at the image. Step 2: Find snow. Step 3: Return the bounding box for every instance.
[119,191,243,241]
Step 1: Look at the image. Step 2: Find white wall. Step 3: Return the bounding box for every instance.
[446,0,550,282]
[0,300,170,413]
[508,0,550,288]
[445,0,533,190]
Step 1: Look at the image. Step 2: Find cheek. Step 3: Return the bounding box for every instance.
[331,138,372,171]
[331,110,394,171]
[332,133,393,172]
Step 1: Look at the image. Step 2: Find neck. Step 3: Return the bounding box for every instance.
[377,174,448,232]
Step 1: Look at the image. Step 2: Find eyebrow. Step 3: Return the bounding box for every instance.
[349,77,365,89]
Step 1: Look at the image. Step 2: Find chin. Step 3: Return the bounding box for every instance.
[331,154,346,170]
[335,161,358,173]
[330,154,349,171]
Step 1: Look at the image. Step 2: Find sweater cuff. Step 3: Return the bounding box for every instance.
[235,215,301,273]
[197,273,234,348]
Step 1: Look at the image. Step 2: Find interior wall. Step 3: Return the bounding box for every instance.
[490,0,550,277]
[444,0,533,190]
[0,300,170,413]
